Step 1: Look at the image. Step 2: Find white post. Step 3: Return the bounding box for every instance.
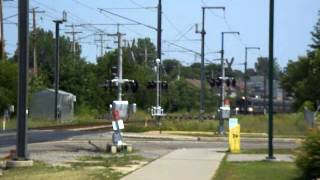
[2,118,5,131]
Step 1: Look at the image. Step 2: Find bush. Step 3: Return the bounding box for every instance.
[299,100,315,112]
[296,130,320,179]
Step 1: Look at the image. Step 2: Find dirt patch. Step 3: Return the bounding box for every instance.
[110,160,148,174]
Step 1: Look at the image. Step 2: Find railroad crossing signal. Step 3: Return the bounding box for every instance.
[147,81,168,90]
[208,77,236,88]
[102,80,139,92]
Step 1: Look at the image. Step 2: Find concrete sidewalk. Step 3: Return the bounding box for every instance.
[122,148,225,180]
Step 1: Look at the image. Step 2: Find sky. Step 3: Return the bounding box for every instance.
[3,0,320,71]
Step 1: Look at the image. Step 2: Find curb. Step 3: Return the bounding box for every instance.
[123,134,301,143]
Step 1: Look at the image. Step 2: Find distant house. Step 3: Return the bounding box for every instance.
[30,89,76,120]
[247,75,284,100]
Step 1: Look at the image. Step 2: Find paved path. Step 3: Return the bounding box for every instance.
[122,148,225,180]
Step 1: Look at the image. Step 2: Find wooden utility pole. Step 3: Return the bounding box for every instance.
[65,24,82,60]
[30,7,44,76]
[0,0,4,60]
[0,0,13,60]
[95,32,108,58]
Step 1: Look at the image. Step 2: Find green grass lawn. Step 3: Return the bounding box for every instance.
[125,113,310,137]
[1,155,144,180]
[236,113,308,137]
[213,157,302,180]
[1,115,106,130]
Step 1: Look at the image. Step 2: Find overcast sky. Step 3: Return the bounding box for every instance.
[3,0,319,70]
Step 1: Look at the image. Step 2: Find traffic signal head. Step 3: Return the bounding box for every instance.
[232,79,236,87]
[226,79,231,87]
[216,78,222,86]
[161,81,168,90]
[111,66,118,79]
[130,80,139,93]
[147,81,156,89]
[208,78,216,87]
[124,82,130,92]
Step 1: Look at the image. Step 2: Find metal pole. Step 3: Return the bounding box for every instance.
[267,0,275,160]
[32,8,37,77]
[200,7,206,117]
[219,31,239,134]
[244,47,260,114]
[54,21,60,120]
[16,0,29,160]
[0,0,4,60]
[219,32,225,134]
[157,0,162,60]
[157,0,162,109]
[244,48,248,113]
[117,25,123,101]
[156,59,160,108]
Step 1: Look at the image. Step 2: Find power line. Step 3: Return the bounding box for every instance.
[98,8,157,31]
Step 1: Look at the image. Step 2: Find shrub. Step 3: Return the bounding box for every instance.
[296,130,320,179]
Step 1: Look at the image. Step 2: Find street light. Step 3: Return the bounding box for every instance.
[53,11,67,120]
[244,47,260,114]
[267,0,276,160]
[195,6,225,118]
[219,31,240,134]
[16,0,29,161]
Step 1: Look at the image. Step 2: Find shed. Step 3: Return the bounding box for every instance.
[30,89,76,120]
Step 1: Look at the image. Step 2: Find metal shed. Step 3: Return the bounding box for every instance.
[30,89,76,120]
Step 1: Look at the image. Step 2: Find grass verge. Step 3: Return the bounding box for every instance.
[1,115,106,130]
[125,113,309,137]
[213,155,302,180]
[1,154,144,180]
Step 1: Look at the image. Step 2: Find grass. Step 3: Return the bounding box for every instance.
[1,115,106,130]
[1,112,310,137]
[239,148,297,154]
[236,113,308,137]
[124,120,219,133]
[125,113,310,137]
[1,154,144,180]
[213,156,302,180]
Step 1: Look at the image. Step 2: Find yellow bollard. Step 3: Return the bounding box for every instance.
[229,124,240,153]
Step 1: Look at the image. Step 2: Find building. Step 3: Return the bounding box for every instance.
[30,89,76,120]
[247,75,283,100]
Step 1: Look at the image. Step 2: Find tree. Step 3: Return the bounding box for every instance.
[255,57,281,79]
[310,10,320,50]
[0,61,18,113]
[281,12,320,109]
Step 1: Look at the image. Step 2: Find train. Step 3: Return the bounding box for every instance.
[235,97,294,114]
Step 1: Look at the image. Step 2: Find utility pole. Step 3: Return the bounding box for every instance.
[157,0,162,61]
[157,0,163,110]
[95,32,109,58]
[65,24,82,61]
[0,0,13,61]
[267,0,276,160]
[30,7,45,77]
[53,12,67,121]
[244,47,260,113]
[219,31,239,134]
[108,25,126,101]
[16,0,29,160]
[196,6,225,118]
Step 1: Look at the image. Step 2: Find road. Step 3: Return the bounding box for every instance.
[0,129,300,164]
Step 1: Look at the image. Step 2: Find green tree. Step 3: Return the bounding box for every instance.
[310,10,320,50]
[0,61,18,113]
[281,12,320,109]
